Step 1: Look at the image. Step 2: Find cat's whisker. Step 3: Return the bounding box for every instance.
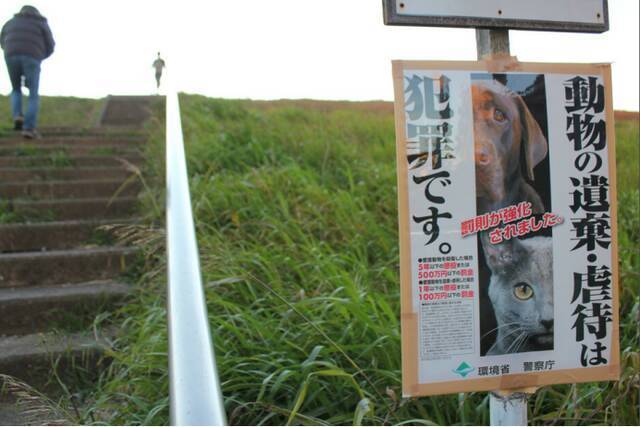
[500,326,524,341]
[511,332,530,353]
[504,332,522,353]
[481,322,520,340]
[505,331,527,353]
[514,333,531,353]
[493,327,524,353]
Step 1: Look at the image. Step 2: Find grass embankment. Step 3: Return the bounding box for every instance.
[85,96,639,425]
[0,95,102,133]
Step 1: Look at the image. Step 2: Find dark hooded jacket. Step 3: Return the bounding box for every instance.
[0,6,55,60]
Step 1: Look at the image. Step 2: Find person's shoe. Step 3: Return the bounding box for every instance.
[13,116,24,131]
[21,129,42,139]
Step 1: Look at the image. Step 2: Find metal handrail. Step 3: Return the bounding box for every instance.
[166,89,226,425]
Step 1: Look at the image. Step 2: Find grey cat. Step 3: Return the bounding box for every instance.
[481,234,554,355]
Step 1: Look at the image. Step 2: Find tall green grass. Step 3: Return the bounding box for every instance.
[84,95,639,425]
[0,95,102,131]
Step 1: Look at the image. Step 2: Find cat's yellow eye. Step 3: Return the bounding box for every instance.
[513,282,534,300]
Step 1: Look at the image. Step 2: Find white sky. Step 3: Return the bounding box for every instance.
[0,0,638,111]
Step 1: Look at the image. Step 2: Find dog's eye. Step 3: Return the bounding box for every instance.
[494,108,507,122]
[513,282,534,300]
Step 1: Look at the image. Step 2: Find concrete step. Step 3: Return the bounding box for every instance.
[0,166,134,181]
[9,196,138,221]
[99,96,154,127]
[0,247,138,288]
[0,331,108,386]
[0,179,141,199]
[19,126,144,138]
[0,154,144,168]
[0,144,141,157]
[0,399,27,426]
[0,281,130,335]
[0,219,140,252]
[0,136,144,147]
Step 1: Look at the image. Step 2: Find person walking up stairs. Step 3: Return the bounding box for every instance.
[1,5,55,140]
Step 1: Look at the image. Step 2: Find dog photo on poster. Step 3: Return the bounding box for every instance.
[393,60,620,397]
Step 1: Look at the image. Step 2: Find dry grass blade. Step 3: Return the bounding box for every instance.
[98,223,164,254]
[0,375,74,426]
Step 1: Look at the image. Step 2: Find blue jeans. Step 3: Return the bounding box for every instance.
[5,55,41,130]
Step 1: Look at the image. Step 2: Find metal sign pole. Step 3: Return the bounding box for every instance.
[475,28,510,59]
[475,28,529,426]
[489,390,529,426]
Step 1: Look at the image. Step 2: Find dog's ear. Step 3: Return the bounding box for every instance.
[516,97,548,181]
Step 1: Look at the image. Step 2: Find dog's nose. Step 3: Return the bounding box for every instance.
[475,145,491,165]
[541,319,553,332]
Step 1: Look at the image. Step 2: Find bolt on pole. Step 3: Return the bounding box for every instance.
[475,28,529,426]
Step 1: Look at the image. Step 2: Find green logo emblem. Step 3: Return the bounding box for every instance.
[453,362,474,378]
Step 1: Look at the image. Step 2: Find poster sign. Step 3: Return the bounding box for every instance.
[382,0,609,33]
[392,60,619,396]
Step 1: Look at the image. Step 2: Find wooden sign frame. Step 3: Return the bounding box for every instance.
[393,59,620,396]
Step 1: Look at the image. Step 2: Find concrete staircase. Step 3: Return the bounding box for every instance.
[99,96,155,127]
[0,97,153,424]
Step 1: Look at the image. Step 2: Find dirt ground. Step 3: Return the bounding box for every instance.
[614,110,640,122]
[247,99,638,121]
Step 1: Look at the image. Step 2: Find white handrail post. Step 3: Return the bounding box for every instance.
[166,86,226,425]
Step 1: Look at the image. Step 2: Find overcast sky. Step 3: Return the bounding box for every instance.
[0,0,638,110]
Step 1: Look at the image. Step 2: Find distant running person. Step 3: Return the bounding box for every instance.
[1,5,55,139]
[153,52,165,88]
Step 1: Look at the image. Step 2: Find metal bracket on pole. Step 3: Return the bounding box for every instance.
[489,391,529,426]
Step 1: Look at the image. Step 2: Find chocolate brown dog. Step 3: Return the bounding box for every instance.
[472,80,548,214]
